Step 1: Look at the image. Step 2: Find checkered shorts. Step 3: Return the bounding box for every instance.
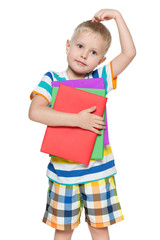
[42,176,124,231]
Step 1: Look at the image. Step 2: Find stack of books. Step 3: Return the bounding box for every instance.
[40,78,109,165]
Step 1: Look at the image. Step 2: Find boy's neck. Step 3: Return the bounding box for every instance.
[66,66,87,80]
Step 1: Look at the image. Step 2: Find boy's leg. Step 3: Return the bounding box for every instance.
[80,176,124,240]
[54,229,74,240]
[88,225,110,240]
[43,180,82,238]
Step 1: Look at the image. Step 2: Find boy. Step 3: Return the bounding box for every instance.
[29,9,136,240]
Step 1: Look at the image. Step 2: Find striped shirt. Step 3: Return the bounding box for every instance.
[30,62,117,185]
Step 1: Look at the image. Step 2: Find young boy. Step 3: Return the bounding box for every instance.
[29,9,136,240]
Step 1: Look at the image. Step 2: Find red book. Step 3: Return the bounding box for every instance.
[41,84,107,165]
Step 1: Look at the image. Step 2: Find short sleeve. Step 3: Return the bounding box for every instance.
[30,72,53,105]
[97,61,117,95]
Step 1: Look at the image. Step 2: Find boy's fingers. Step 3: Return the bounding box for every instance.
[94,16,100,22]
[91,128,102,135]
[95,115,104,121]
[94,9,103,17]
[95,121,106,127]
[94,123,105,129]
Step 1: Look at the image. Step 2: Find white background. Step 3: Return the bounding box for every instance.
[0,0,160,239]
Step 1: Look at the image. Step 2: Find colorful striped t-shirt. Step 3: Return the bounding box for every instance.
[30,62,117,185]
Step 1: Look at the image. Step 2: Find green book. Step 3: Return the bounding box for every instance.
[49,87,106,160]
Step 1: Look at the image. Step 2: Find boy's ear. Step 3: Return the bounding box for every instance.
[98,57,106,65]
[66,40,70,54]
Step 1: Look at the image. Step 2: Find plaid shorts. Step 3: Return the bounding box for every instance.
[42,176,124,231]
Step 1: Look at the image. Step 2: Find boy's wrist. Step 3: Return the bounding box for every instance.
[72,113,81,128]
[114,10,122,20]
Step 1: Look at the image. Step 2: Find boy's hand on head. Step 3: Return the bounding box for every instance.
[77,106,106,135]
[92,9,136,79]
[92,9,120,22]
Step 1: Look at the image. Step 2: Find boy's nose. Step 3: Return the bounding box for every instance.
[81,50,88,59]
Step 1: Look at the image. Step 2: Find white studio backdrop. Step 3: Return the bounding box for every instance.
[0,0,160,239]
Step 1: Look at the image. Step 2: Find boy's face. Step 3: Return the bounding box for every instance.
[66,31,106,78]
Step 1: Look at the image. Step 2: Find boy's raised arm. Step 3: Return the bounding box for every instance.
[92,9,136,79]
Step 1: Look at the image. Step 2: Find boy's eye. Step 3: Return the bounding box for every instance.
[77,44,83,48]
[91,50,97,55]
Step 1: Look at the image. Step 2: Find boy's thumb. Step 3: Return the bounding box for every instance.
[86,106,96,112]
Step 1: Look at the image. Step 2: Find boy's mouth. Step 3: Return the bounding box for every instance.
[75,60,87,66]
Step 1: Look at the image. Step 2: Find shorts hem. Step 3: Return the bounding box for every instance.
[42,217,80,231]
[85,216,124,228]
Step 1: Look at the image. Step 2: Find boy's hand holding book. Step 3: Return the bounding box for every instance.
[77,106,106,135]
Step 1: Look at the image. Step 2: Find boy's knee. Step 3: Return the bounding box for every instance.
[88,224,109,239]
[54,229,74,240]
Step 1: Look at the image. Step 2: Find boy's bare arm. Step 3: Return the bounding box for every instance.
[92,9,136,78]
[28,95,105,135]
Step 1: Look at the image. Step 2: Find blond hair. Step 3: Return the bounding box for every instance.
[71,20,112,54]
